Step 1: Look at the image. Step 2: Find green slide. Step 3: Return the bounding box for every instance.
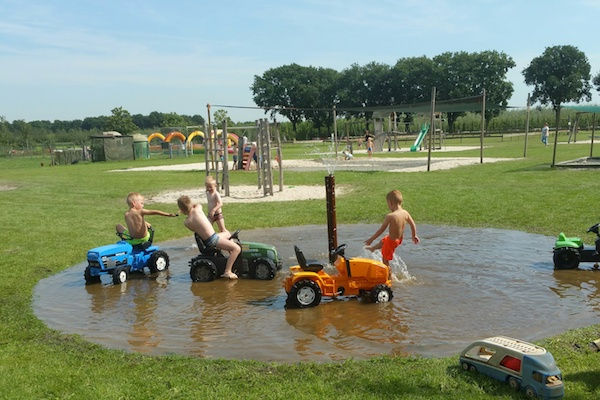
[410,123,429,152]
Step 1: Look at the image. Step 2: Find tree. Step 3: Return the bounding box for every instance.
[391,56,437,105]
[12,120,32,151]
[108,107,138,134]
[213,109,234,128]
[523,45,592,166]
[593,72,600,93]
[251,64,307,133]
[391,56,438,132]
[161,112,186,128]
[433,51,515,132]
[301,66,339,135]
[338,62,393,128]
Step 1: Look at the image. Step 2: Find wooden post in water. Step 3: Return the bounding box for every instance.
[325,174,338,264]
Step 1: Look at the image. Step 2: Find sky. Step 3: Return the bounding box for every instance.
[1,0,600,124]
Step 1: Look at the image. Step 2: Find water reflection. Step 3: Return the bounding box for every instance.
[551,269,600,313]
[33,224,600,362]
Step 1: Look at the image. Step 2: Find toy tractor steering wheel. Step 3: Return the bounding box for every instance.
[330,243,347,259]
[587,223,600,236]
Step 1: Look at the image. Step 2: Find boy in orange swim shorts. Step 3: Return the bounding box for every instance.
[365,190,420,265]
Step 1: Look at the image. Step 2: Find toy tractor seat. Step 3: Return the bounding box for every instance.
[194,233,220,256]
[294,245,324,272]
[117,227,154,250]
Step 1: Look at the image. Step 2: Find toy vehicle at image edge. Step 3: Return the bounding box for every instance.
[284,244,393,308]
[553,222,600,269]
[85,227,169,285]
[189,230,282,282]
[459,336,564,399]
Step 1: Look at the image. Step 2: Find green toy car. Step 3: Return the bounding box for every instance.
[189,230,282,282]
[553,223,600,270]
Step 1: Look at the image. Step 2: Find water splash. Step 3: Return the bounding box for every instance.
[389,254,415,283]
[305,136,338,175]
[360,248,414,283]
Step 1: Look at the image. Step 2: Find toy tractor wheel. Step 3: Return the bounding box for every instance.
[112,267,129,285]
[461,362,470,371]
[148,251,169,273]
[252,260,276,280]
[288,280,322,308]
[84,265,101,285]
[553,248,580,270]
[371,284,393,303]
[190,259,217,282]
[507,377,520,391]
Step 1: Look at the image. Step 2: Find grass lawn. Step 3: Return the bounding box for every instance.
[1,133,599,399]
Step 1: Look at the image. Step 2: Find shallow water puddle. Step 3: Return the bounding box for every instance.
[33,224,600,361]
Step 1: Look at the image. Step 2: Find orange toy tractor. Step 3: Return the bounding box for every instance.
[284,244,393,308]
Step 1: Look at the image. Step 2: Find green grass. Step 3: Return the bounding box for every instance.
[1,137,599,399]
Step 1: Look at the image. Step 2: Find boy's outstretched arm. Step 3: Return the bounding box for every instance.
[407,213,420,244]
[142,209,178,217]
[365,217,390,245]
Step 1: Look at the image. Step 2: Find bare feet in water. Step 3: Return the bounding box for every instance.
[221,272,238,279]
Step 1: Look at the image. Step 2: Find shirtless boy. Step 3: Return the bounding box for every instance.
[116,192,177,245]
[365,190,420,265]
[205,175,228,233]
[177,195,240,279]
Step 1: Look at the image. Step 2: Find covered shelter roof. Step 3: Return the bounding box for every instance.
[343,95,489,119]
[563,104,600,113]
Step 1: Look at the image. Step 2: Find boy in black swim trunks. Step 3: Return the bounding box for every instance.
[177,195,240,279]
[205,175,228,234]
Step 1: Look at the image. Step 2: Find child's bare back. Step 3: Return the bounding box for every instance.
[385,208,413,241]
[365,190,419,265]
[124,208,148,239]
[184,204,214,240]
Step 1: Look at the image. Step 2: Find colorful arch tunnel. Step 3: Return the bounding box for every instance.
[186,131,239,152]
[165,131,186,143]
[147,132,165,143]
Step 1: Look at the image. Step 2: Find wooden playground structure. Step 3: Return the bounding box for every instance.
[205,104,284,198]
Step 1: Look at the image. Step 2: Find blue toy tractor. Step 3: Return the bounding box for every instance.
[85,227,169,285]
[553,223,600,270]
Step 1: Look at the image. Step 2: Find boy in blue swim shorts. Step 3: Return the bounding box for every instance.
[177,195,240,279]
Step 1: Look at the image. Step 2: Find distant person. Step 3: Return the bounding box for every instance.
[205,175,228,233]
[365,190,420,266]
[365,131,374,158]
[177,195,240,279]
[541,122,550,146]
[116,192,177,245]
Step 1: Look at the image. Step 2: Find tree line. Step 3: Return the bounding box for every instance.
[0,108,205,153]
[252,50,516,134]
[252,46,600,135]
[3,45,600,153]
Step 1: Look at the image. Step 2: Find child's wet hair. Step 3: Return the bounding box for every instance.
[205,175,216,186]
[127,192,142,207]
[177,195,193,212]
[386,190,403,206]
